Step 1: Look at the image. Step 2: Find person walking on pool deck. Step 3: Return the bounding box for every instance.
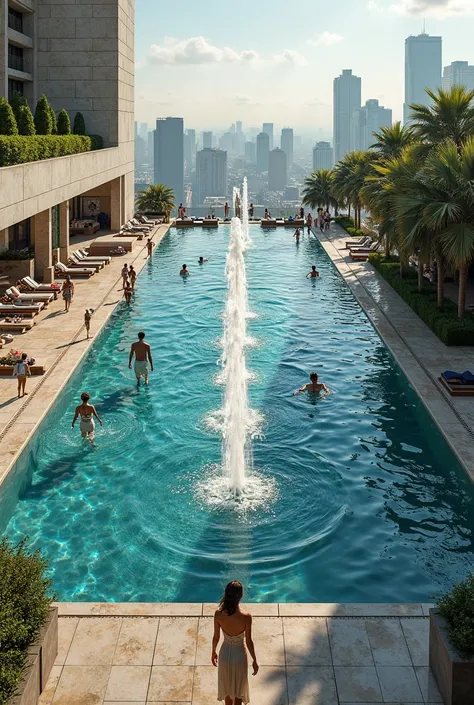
[123,283,133,306]
[12,353,30,398]
[129,265,137,290]
[84,308,93,340]
[224,202,229,218]
[306,213,313,234]
[212,581,258,705]
[61,275,74,312]
[129,331,154,385]
[121,263,129,289]
[146,238,155,258]
[72,392,103,444]
[295,371,330,396]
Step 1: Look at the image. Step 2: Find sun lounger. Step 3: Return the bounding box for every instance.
[345,236,371,249]
[7,287,54,304]
[0,318,35,333]
[440,370,474,396]
[55,262,94,277]
[75,250,111,264]
[0,302,44,317]
[139,215,162,226]
[68,254,104,271]
[131,217,153,230]
[20,277,60,295]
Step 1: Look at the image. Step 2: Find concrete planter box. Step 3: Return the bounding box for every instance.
[7,606,58,705]
[429,609,474,705]
[0,259,35,284]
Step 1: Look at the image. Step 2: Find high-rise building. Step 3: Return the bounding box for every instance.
[202,131,213,149]
[0,0,134,282]
[313,142,334,171]
[404,33,442,124]
[256,132,270,173]
[351,99,392,151]
[148,130,155,168]
[196,148,228,204]
[263,122,274,150]
[333,69,361,163]
[268,148,287,191]
[236,121,243,135]
[187,129,196,165]
[245,141,256,163]
[139,122,148,140]
[280,128,294,168]
[154,117,184,205]
[443,61,474,91]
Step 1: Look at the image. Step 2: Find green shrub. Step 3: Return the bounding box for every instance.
[0,249,34,260]
[0,98,18,136]
[346,227,356,235]
[9,92,28,125]
[437,574,474,657]
[0,537,54,704]
[49,105,57,135]
[334,214,355,231]
[34,94,52,135]
[73,111,86,135]
[17,105,36,136]
[57,109,71,135]
[0,135,94,166]
[88,133,103,150]
[369,253,474,345]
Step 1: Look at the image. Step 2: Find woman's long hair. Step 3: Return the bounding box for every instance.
[218,581,243,616]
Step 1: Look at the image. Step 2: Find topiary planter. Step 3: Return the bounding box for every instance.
[430,609,474,705]
[7,607,58,705]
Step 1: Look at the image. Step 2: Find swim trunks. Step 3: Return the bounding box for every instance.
[134,360,148,378]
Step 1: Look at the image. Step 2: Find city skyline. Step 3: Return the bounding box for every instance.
[135,0,474,129]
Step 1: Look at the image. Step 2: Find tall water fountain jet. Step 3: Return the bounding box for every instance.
[221,217,249,495]
[241,178,251,251]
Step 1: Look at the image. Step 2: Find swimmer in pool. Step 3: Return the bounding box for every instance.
[294,228,301,244]
[295,372,330,396]
[306,266,320,278]
[180,264,190,276]
[198,257,208,264]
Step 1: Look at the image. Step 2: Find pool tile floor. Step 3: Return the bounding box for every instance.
[41,612,443,704]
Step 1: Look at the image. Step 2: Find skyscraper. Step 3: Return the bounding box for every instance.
[263,123,274,150]
[256,132,270,173]
[139,122,148,140]
[154,117,184,206]
[187,129,196,165]
[443,61,474,91]
[404,33,442,124]
[313,142,334,171]
[351,99,392,151]
[280,128,294,168]
[236,121,243,135]
[333,69,361,163]
[268,148,287,191]
[203,131,213,149]
[245,141,256,163]
[196,148,228,204]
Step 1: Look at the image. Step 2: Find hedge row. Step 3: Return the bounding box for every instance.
[369,254,474,346]
[334,215,355,230]
[0,134,103,167]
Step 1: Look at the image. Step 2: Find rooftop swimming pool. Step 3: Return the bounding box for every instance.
[1,225,474,603]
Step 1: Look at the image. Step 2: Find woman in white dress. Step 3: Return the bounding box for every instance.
[212,581,259,705]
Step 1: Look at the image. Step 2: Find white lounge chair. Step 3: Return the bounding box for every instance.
[20,277,60,294]
[0,318,35,332]
[75,250,111,264]
[7,286,54,304]
[349,241,380,254]
[131,217,153,230]
[69,254,104,271]
[0,302,44,317]
[55,262,94,278]
[345,236,371,249]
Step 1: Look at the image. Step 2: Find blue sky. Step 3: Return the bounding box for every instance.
[135,0,474,134]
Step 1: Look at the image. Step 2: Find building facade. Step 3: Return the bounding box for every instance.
[202,131,212,149]
[195,148,227,205]
[404,33,442,124]
[443,61,474,91]
[263,122,274,150]
[256,131,270,173]
[333,69,361,163]
[245,141,256,164]
[154,117,184,206]
[0,0,134,282]
[268,148,287,191]
[280,128,294,168]
[351,99,392,151]
[313,142,334,171]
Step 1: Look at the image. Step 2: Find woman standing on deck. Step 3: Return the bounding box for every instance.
[212,581,259,705]
[61,275,74,312]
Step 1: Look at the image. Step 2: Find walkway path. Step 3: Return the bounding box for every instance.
[41,606,441,705]
[0,224,169,492]
[317,224,474,481]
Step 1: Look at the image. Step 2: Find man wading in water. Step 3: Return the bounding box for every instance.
[128,331,154,385]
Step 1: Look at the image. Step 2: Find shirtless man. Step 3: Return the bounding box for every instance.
[295,372,330,396]
[146,238,155,258]
[180,264,190,276]
[128,331,154,385]
[306,265,320,278]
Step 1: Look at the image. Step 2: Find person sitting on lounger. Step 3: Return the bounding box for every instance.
[306,266,320,278]
[294,372,330,396]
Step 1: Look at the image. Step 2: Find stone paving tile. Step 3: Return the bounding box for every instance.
[153,617,198,666]
[414,666,443,703]
[328,619,373,666]
[65,617,122,666]
[191,665,217,705]
[400,618,429,667]
[147,665,194,701]
[51,665,110,705]
[252,617,285,666]
[104,665,151,702]
[38,665,62,705]
[334,666,382,702]
[283,618,332,666]
[195,617,213,666]
[55,617,79,666]
[113,617,159,666]
[365,619,412,666]
[286,666,338,705]
[251,666,288,705]
[376,665,423,702]
[202,602,279,616]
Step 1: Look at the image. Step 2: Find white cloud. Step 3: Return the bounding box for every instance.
[148,36,260,65]
[307,31,344,47]
[368,0,474,16]
[274,50,308,66]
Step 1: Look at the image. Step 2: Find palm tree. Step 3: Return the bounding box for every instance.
[371,121,416,160]
[410,85,474,150]
[302,169,337,211]
[333,151,373,228]
[136,184,175,222]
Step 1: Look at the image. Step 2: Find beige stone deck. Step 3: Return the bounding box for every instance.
[0,223,169,490]
[317,224,474,481]
[41,604,441,704]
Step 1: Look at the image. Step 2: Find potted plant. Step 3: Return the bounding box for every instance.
[430,574,474,705]
[1,537,57,705]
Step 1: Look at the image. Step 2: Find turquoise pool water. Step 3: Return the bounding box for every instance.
[2,225,474,603]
